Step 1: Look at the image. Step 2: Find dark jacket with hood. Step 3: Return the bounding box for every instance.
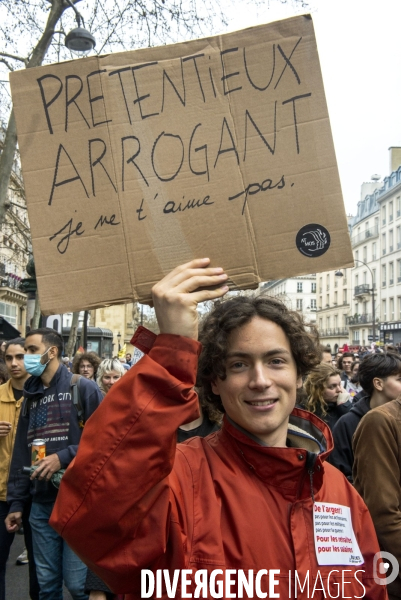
[328,395,370,482]
[7,363,102,513]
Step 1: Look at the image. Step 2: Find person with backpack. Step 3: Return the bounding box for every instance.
[5,328,103,600]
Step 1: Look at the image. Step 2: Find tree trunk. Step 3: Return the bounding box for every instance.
[32,293,41,329]
[0,0,68,226]
[66,311,80,358]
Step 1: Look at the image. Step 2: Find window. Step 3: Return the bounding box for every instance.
[382,233,386,254]
[372,268,376,288]
[382,299,387,321]
[296,299,303,310]
[0,302,17,326]
[343,289,347,304]
[326,317,330,329]
[326,275,330,290]
[310,299,317,310]
[390,262,394,285]
[311,282,316,293]
[363,246,367,263]
[334,291,338,305]
[397,196,401,218]
[390,298,395,320]
[326,294,329,307]
[355,250,359,262]
[319,277,323,293]
[382,205,386,225]
[372,242,377,260]
[363,271,367,285]
[389,201,394,221]
[389,229,394,252]
[353,331,360,342]
[297,282,303,292]
[397,226,401,249]
[319,318,323,330]
[355,274,359,288]
[398,297,401,320]
[334,315,338,328]
[382,264,386,287]
[398,259,401,282]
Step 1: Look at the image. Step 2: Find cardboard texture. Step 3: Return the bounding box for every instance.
[10,14,353,315]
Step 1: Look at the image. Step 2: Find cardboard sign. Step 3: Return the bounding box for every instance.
[10,14,353,315]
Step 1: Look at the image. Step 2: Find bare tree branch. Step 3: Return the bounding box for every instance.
[0,52,28,66]
[0,58,14,72]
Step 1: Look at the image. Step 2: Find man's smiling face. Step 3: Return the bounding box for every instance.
[211,316,300,447]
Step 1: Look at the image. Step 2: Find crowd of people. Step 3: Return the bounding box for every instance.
[1,259,401,599]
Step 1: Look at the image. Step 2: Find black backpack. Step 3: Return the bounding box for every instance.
[70,374,85,428]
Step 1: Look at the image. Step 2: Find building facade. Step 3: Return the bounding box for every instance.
[317,147,401,349]
[259,275,317,323]
[0,129,31,336]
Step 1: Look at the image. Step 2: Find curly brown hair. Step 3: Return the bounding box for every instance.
[303,363,341,416]
[72,351,101,376]
[197,294,321,415]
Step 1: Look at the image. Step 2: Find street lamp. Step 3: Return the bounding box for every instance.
[117,331,121,351]
[64,0,96,53]
[335,260,376,345]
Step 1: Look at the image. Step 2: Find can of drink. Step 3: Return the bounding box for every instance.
[32,439,46,464]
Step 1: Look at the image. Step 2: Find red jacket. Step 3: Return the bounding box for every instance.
[50,335,387,599]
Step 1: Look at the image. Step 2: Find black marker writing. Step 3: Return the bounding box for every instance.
[229,175,286,215]
[163,195,213,214]
[49,218,85,254]
[94,214,120,229]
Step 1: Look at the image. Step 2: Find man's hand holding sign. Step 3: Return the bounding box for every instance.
[152,258,228,340]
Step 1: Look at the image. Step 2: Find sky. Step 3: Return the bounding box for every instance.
[223,0,401,216]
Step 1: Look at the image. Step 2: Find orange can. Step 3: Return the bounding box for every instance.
[32,439,46,464]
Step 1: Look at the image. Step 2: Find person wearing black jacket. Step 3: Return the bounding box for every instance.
[5,328,103,600]
[329,395,370,482]
[329,352,401,482]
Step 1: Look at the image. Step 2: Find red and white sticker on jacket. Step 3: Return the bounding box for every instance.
[313,502,364,566]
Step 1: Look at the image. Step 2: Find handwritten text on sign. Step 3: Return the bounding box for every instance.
[10,16,352,312]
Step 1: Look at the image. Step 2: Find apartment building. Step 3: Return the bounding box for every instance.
[316,266,351,351]
[317,147,401,349]
[259,275,317,323]
[377,147,401,344]
[0,129,31,334]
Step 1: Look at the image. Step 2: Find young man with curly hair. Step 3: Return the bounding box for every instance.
[51,259,386,599]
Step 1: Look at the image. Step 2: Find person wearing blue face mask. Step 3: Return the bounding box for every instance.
[5,328,103,600]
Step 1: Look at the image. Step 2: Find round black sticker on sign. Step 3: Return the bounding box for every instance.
[296,224,331,258]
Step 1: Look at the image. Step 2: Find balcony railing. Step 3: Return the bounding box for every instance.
[346,313,373,325]
[351,226,379,248]
[354,284,373,296]
[319,328,349,337]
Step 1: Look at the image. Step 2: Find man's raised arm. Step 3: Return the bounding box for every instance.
[50,259,228,592]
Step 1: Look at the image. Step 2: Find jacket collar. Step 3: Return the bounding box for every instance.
[221,408,333,500]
